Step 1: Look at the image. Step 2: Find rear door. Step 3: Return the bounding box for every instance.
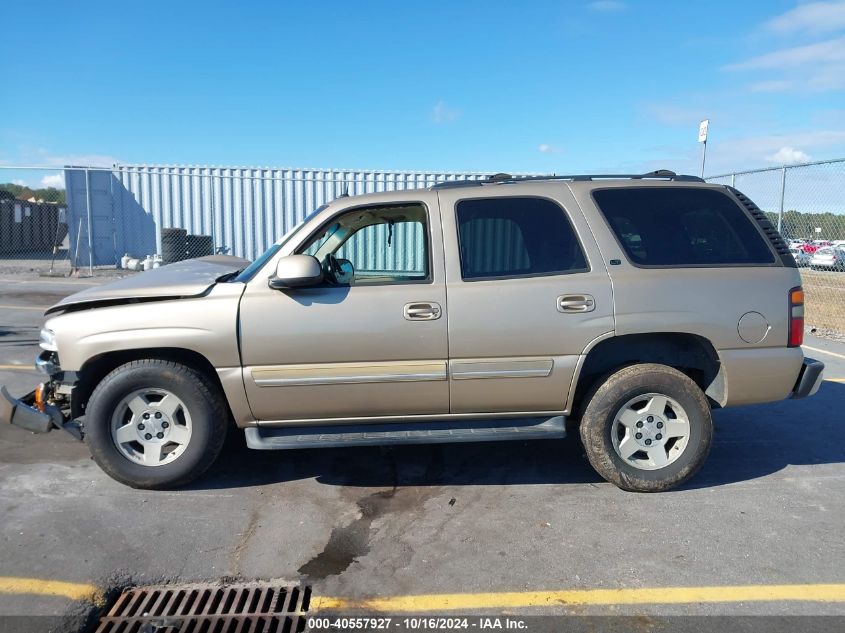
[437,183,614,414]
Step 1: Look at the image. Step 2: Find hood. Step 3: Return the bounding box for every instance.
[46,255,251,314]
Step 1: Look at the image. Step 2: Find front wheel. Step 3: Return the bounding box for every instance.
[84,359,229,489]
[579,364,713,492]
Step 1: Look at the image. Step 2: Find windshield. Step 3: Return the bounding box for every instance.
[233,204,328,282]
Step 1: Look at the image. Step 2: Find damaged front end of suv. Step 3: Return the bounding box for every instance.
[1,326,83,440]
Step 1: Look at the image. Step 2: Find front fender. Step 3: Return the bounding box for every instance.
[48,283,244,372]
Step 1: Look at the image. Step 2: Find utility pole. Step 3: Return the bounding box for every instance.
[698,119,709,179]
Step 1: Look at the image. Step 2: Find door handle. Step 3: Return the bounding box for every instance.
[404,302,442,321]
[557,294,595,313]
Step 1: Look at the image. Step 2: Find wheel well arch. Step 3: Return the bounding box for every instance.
[569,333,724,417]
[72,347,226,418]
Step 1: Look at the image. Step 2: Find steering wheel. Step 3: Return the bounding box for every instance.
[324,253,344,283]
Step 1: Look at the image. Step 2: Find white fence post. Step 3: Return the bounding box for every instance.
[778,165,786,234]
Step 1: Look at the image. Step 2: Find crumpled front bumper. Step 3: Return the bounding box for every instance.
[0,385,58,433]
[791,358,825,399]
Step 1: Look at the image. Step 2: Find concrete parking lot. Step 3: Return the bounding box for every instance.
[1,276,844,625]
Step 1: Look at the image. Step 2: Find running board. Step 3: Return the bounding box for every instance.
[244,416,566,450]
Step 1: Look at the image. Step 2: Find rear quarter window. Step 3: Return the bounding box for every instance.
[592,187,777,267]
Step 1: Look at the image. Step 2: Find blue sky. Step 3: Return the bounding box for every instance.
[2,0,845,183]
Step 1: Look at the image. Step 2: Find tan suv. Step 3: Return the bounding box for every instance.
[1,171,824,492]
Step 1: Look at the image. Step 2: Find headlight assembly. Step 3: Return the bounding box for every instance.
[39,328,58,352]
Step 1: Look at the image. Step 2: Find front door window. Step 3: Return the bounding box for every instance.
[300,204,430,286]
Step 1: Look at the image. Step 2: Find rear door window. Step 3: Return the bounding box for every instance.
[456,197,588,280]
[592,187,776,267]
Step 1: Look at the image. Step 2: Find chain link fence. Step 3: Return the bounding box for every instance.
[0,165,495,279]
[708,158,845,340]
[0,173,72,277]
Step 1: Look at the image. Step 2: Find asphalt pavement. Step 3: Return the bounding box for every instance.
[0,275,843,625]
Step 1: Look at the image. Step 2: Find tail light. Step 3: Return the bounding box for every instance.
[788,286,804,347]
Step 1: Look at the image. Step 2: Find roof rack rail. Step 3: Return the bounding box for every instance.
[431,170,705,189]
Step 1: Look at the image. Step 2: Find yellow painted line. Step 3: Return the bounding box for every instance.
[803,345,845,361]
[827,377,845,383]
[0,364,36,372]
[313,584,845,612]
[0,577,102,604]
[0,304,47,311]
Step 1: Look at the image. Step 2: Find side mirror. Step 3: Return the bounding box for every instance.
[268,255,324,290]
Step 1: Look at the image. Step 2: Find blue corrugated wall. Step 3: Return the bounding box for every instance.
[66,165,501,265]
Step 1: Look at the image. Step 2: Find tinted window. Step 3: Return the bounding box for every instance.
[456,197,588,280]
[592,188,776,267]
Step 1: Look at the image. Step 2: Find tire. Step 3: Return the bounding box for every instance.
[579,363,713,492]
[84,359,229,489]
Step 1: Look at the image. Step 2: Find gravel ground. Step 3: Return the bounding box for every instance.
[801,268,845,341]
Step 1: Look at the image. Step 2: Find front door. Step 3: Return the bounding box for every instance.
[437,184,614,414]
[239,194,448,422]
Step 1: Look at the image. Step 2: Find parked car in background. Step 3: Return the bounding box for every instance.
[810,246,845,271]
[803,240,833,254]
[789,247,812,267]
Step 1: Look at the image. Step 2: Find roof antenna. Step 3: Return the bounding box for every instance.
[339,183,349,198]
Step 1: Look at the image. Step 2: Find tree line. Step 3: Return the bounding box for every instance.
[766,210,845,241]
[0,183,66,204]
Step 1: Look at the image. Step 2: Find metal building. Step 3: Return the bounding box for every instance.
[65,165,498,266]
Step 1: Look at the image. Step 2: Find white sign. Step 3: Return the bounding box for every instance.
[698,119,709,143]
[816,227,822,233]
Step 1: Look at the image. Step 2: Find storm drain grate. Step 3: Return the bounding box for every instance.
[95,583,311,633]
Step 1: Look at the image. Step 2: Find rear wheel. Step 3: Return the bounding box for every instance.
[579,363,713,492]
[84,359,228,489]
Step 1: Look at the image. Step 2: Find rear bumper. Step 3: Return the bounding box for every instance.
[719,347,805,407]
[791,359,825,399]
[0,385,56,433]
